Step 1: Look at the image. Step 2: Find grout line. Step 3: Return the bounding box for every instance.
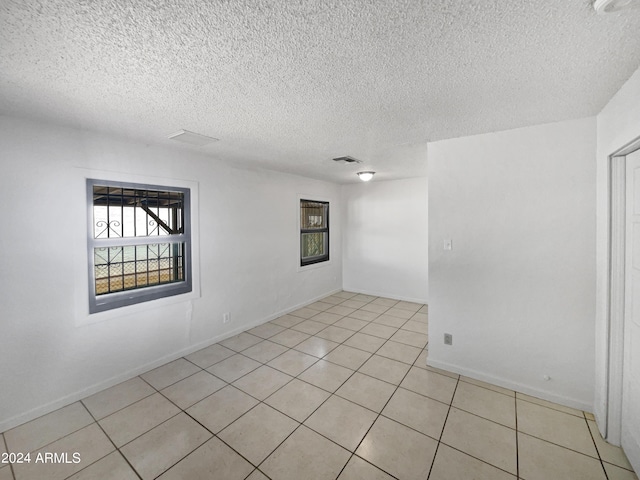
[515,386,519,479]
[584,412,610,480]
[426,376,460,479]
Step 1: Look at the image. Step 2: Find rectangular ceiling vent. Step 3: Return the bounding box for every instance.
[168,129,219,146]
[332,156,362,164]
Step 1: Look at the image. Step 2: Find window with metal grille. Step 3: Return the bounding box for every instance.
[300,199,329,266]
[88,179,192,313]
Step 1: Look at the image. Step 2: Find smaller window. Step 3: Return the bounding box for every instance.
[300,199,329,266]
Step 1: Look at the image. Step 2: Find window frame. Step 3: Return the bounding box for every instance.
[87,178,193,314]
[300,198,330,267]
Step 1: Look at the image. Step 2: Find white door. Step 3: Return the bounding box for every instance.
[623,148,640,472]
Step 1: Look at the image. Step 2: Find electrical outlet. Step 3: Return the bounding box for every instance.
[223,313,230,324]
[444,333,453,345]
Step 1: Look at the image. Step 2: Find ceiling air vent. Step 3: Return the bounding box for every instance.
[168,129,219,146]
[594,0,640,14]
[333,156,362,164]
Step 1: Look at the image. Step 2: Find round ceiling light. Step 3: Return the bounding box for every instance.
[357,171,375,182]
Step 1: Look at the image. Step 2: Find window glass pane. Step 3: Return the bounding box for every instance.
[94,242,185,295]
[301,201,327,229]
[301,232,326,259]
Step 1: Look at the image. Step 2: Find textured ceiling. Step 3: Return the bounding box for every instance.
[1,1,640,183]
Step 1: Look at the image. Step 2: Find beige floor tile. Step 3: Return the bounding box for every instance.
[441,407,517,474]
[517,399,598,457]
[377,340,422,364]
[603,462,639,480]
[352,294,377,302]
[343,332,387,353]
[157,437,253,480]
[265,378,330,422]
[232,365,292,400]
[206,354,261,383]
[588,420,634,470]
[220,332,263,352]
[291,319,328,335]
[359,355,411,385]
[360,303,391,314]
[298,360,354,392]
[99,393,180,447]
[336,291,359,299]
[390,329,428,348]
[395,301,423,312]
[341,299,368,309]
[348,310,380,322]
[120,413,211,480]
[460,376,513,395]
[294,336,339,358]
[336,372,396,413]
[248,322,286,339]
[270,314,305,328]
[246,469,270,480]
[384,307,414,319]
[219,403,298,464]
[184,343,235,368]
[160,370,226,409]
[0,434,5,455]
[585,411,596,420]
[12,424,114,480]
[268,329,310,348]
[304,396,377,451]
[425,365,460,379]
[400,320,429,334]
[360,323,397,339]
[370,297,399,307]
[267,349,318,376]
[356,416,437,479]
[82,377,155,420]
[324,345,371,370]
[518,432,607,480]
[414,349,428,369]
[382,387,449,439]
[372,314,407,328]
[337,455,395,480]
[311,311,344,325]
[140,358,201,390]
[429,443,516,480]
[241,340,289,363]
[326,305,357,316]
[315,325,356,343]
[516,392,583,417]
[186,385,258,433]
[319,295,346,305]
[0,467,12,480]
[413,311,429,322]
[5,402,94,454]
[67,451,138,480]
[290,307,321,319]
[261,426,350,480]
[400,367,457,404]
[333,316,369,331]
[306,301,334,312]
[452,381,515,428]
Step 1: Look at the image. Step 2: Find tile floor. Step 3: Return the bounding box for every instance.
[1,291,638,480]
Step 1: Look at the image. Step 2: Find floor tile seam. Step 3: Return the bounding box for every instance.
[157,378,229,412]
[437,441,519,479]
[351,367,407,388]
[517,431,602,461]
[1,434,16,480]
[265,352,322,378]
[582,409,612,479]
[336,452,400,480]
[376,411,445,444]
[109,409,186,451]
[602,459,637,473]
[230,369,297,403]
[139,428,212,479]
[515,384,519,478]
[207,350,270,382]
[458,377,515,398]
[426,376,460,480]
[448,401,517,430]
[514,395,584,418]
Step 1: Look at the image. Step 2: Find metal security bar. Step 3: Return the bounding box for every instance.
[300,199,329,266]
[88,179,192,313]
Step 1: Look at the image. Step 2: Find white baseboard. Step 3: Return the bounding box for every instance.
[427,358,593,412]
[0,288,341,433]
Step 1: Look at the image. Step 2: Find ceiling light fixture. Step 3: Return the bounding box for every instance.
[168,129,219,146]
[357,171,375,182]
[594,0,640,14]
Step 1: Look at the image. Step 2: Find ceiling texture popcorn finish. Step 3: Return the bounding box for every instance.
[1,1,640,183]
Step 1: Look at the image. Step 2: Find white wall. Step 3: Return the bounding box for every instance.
[428,117,597,410]
[342,177,428,303]
[595,66,640,434]
[0,115,342,431]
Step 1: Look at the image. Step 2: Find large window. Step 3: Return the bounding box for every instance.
[300,199,329,266]
[87,179,192,313]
